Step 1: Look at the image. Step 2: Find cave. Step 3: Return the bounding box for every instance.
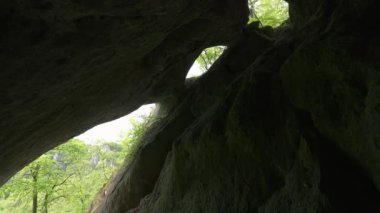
[1,0,380,212]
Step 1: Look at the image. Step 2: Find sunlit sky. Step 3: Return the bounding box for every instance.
[75,61,203,144]
[186,61,203,78]
[75,104,155,144]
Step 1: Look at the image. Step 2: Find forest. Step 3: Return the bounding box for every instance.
[0,117,148,213]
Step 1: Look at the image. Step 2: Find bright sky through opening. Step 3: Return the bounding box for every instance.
[77,61,203,144]
[76,104,155,144]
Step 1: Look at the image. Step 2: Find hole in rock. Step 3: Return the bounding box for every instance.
[186,46,226,79]
[0,104,156,212]
[248,0,289,28]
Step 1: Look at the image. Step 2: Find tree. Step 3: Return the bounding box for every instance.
[0,139,89,213]
[0,116,151,212]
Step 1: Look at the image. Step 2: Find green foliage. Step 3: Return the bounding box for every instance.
[196,46,225,73]
[248,0,289,27]
[191,0,289,76]
[0,116,151,212]
[120,116,152,164]
[191,0,288,76]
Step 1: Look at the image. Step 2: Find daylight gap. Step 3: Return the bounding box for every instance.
[248,0,289,28]
[0,0,290,211]
[0,104,156,212]
[186,46,226,79]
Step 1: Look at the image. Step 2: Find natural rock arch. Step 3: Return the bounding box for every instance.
[1,0,380,212]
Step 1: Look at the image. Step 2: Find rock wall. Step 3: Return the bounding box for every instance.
[94,0,380,212]
[1,0,380,212]
[0,0,247,184]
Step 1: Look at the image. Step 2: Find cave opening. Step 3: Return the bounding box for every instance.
[0,1,291,211]
[185,0,289,80]
[3,0,379,212]
[186,46,226,79]
[0,104,156,212]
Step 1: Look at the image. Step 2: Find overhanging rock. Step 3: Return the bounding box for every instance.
[0,0,247,185]
[1,0,380,212]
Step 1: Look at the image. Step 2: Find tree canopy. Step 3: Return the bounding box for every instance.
[0,117,150,213]
[249,0,289,27]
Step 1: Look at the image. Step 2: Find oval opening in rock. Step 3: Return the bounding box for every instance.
[186,46,226,79]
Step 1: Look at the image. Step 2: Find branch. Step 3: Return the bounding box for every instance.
[52,174,73,189]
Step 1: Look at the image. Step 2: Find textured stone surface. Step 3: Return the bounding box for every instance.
[91,25,273,212]
[0,0,248,184]
[2,0,380,212]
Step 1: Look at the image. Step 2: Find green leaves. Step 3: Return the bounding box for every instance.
[0,116,151,212]
[2,139,91,212]
[249,0,289,27]
[190,0,288,79]
[196,46,225,73]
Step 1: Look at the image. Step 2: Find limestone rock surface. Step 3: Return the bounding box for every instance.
[1,0,380,212]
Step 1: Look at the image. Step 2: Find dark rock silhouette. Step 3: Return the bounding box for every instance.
[1,0,379,212]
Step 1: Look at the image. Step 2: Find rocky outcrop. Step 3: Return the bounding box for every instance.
[1,0,380,212]
[0,0,247,184]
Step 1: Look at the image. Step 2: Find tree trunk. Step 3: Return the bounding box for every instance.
[42,193,48,213]
[32,189,37,213]
[31,166,39,213]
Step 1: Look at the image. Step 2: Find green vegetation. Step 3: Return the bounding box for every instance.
[0,2,289,212]
[0,117,151,213]
[194,0,289,74]
[196,46,225,73]
[249,0,289,27]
